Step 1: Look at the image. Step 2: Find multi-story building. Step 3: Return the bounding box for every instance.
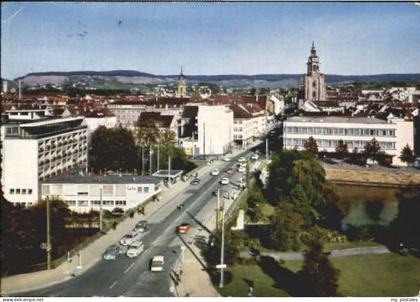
[106,101,146,128]
[231,104,267,148]
[1,116,88,205]
[283,116,414,166]
[197,105,233,155]
[41,174,162,213]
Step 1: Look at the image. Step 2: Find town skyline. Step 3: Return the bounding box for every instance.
[2,2,420,79]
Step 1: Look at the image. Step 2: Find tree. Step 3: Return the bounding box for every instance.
[269,202,303,251]
[135,120,160,175]
[299,241,340,296]
[399,144,415,165]
[247,182,266,222]
[363,138,381,162]
[304,136,318,156]
[335,140,349,159]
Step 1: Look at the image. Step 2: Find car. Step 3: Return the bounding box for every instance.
[126,241,145,258]
[190,178,201,185]
[238,157,247,163]
[134,223,150,233]
[103,244,120,260]
[135,220,148,229]
[220,177,230,185]
[250,154,259,161]
[176,223,193,234]
[119,231,141,246]
[223,157,231,162]
[150,255,165,272]
[238,166,246,173]
[225,167,234,174]
[211,168,220,176]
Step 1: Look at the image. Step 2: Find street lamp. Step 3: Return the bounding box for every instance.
[219,205,225,288]
[99,185,103,232]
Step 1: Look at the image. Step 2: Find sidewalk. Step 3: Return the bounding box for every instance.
[0,162,215,295]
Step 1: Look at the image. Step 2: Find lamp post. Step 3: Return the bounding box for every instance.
[46,197,51,270]
[99,185,103,232]
[219,205,225,288]
[216,189,220,230]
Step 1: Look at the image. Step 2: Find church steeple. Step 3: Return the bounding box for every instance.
[176,66,187,98]
[307,42,320,75]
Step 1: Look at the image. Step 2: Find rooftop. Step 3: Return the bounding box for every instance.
[42,173,162,184]
[286,116,389,124]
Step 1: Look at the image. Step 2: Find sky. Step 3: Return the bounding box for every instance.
[1,2,420,80]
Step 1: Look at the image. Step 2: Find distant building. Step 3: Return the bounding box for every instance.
[300,42,327,102]
[84,110,117,135]
[176,67,187,98]
[41,174,162,213]
[1,117,89,206]
[283,115,414,166]
[107,101,146,128]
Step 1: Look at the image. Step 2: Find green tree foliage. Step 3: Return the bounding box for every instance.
[299,241,340,296]
[390,187,420,249]
[269,202,303,251]
[246,182,265,222]
[399,144,415,165]
[318,184,351,230]
[335,140,349,159]
[89,126,139,172]
[304,136,318,156]
[363,138,381,162]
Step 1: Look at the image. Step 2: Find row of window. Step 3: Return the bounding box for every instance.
[285,138,396,150]
[285,126,396,137]
[42,184,152,196]
[65,200,127,207]
[9,188,33,195]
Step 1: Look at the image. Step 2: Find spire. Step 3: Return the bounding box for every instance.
[311,41,317,56]
[180,66,184,76]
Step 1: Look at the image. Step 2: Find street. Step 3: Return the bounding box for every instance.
[18,147,259,297]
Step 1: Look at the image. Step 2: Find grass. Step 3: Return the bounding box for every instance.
[218,253,420,297]
[260,203,275,218]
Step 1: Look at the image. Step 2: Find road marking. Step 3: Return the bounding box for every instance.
[124,262,135,274]
[109,280,118,289]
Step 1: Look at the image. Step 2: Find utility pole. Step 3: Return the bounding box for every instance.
[266,137,269,160]
[141,145,145,176]
[203,122,206,160]
[216,189,220,230]
[157,144,160,171]
[219,205,225,288]
[46,197,51,270]
[149,147,153,175]
[168,154,171,184]
[99,186,103,232]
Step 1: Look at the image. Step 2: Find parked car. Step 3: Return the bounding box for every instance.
[211,168,220,176]
[238,166,246,173]
[134,223,150,233]
[238,157,247,163]
[176,223,193,234]
[120,230,141,246]
[225,167,234,174]
[126,241,145,258]
[220,177,230,185]
[103,244,120,260]
[111,207,124,216]
[150,255,165,272]
[190,178,201,185]
[135,220,148,229]
[223,157,231,162]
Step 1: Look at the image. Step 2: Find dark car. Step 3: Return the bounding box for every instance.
[103,244,120,260]
[190,178,201,185]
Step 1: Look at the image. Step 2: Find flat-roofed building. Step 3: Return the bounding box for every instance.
[41,174,162,213]
[283,116,414,166]
[1,117,88,205]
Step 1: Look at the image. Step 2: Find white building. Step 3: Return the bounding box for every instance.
[283,116,414,166]
[41,174,162,213]
[197,105,233,155]
[1,117,89,206]
[84,114,117,135]
[107,102,146,128]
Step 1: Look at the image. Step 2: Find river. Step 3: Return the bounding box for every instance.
[336,184,403,226]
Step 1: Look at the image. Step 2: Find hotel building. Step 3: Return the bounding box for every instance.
[283,116,414,166]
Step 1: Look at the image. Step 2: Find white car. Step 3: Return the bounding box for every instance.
[238,157,247,163]
[238,166,246,173]
[220,177,230,185]
[150,255,165,272]
[251,154,259,160]
[126,241,144,258]
[119,230,141,246]
[223,157,231,162]
[211,168,220,176]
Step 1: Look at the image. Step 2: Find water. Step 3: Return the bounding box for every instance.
[336,184,402,226]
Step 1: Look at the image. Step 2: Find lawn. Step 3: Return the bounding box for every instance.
[218,253,420,297]
[324,240,382,252]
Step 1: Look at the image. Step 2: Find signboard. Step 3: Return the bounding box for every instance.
[216,264,227,269]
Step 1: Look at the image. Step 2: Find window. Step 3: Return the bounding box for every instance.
[10,189,15,195]
[116,200,127,206]
[115,185,126,196]
[144,187,150,193]
[78,200,89,207]
[16,189,21,194]
[103,185,114,196]
[42,185,50,195]
[22,189,27,195]
[66,200,76,206]
[137,187,143,193]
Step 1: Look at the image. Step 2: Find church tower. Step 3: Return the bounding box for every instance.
[176,66,187,98]
[303,42,326,101]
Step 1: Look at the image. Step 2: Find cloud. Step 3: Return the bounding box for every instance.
[1,6,23,24]
[415,2,420,6]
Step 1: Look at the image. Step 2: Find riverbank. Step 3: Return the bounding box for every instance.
[324,166,420,188]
